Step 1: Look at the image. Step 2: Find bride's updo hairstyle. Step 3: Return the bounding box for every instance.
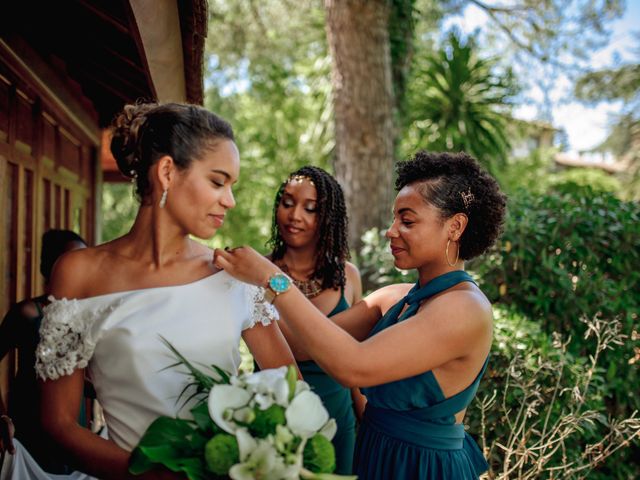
[110,102,235,201]
[395,151,506,260]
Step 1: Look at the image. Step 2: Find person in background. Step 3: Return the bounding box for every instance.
[0,229,87,472]
[267,165,365,474]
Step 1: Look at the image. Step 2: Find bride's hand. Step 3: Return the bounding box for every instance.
[0,414,16,454]
[214,246,280,287]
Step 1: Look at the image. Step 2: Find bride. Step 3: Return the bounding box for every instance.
[2,102,296,480]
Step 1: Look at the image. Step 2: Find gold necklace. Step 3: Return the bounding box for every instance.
[276,262,323,299]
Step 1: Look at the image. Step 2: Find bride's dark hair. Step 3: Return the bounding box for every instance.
[110,102,234,201]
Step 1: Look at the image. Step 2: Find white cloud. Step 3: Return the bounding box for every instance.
[552,102,623,153]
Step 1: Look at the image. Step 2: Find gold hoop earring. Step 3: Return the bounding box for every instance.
[446,239,459,267]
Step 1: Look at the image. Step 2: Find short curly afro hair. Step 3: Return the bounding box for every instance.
[395,151,507,260]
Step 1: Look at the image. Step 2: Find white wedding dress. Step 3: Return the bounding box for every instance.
[1,270,277,479]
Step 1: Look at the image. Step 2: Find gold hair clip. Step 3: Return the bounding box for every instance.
[288,174,315,186]
[460,188,475,209]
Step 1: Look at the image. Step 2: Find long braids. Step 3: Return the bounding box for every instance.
[268,166,349,290]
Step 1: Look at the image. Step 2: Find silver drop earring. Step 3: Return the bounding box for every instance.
[159,189,168,208]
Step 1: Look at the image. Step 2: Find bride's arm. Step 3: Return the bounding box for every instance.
[242,321,298,372]
[40,371,132,478]
[41,372,185,479]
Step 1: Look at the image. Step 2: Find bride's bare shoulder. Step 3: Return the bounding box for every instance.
[48,245,118,299]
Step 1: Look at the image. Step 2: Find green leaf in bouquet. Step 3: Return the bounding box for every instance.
[300,471,358,480]
[128,446,156,474]
[191,401,221,434]
[137,416,196,446]
[128,416,198,475]
[286,364,298,402]
[160,336,217,392]
[210,364,231,384]
[250,404,286,438]
[176,457,209,480]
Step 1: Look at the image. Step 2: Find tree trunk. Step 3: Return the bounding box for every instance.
[324,0,396,253]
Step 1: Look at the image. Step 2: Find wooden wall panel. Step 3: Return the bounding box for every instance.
[60,128,81,173]
[0,76,9,143]
[0,53,99,409]
[14,91,33,154]
[42,115,56,161]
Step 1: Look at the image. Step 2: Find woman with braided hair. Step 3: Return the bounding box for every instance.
[267,165,365,474]
[216,151,507,479]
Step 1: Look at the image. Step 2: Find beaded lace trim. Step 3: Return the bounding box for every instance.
[244,283,280,329]
[35,297,121,381]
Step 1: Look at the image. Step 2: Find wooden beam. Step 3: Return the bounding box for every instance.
[0,37,99,145]
[73,0,130,36]
[122,0,157,101]
[103,46,146,74]
[79,59,149,98]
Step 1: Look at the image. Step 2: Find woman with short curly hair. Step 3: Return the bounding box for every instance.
[216,151,507,479]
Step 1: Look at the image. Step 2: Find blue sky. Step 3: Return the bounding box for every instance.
[445,2,639,154]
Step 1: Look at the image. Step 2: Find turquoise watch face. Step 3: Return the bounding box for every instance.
[269,273,291,293]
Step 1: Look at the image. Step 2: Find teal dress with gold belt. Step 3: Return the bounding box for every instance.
[298,292,356,475]
[355,271,489,479]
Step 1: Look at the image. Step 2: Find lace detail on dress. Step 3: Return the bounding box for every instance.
[35,297,119,380]
[245,284,279,329]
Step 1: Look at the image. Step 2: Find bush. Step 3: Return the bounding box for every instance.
[469,188,640,412]
[468,308,640,479]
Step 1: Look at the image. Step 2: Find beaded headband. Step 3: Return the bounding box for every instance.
[287,174,315,186]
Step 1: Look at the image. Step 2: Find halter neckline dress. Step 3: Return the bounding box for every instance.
[355,270,489,479]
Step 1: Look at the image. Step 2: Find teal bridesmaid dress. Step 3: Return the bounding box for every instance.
[355,271,489,479]
[298,292,356,475]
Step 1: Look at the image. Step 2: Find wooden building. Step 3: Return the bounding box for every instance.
[0,0,207,409]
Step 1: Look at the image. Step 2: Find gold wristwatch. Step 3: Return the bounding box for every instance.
[264,272,292,303]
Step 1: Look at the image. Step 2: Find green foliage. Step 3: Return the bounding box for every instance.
[575,63,640,104]
[204,0,333,251]
[496,147,556,195]
[204,433,239,475]
[470,188,639,341]
[469,187,640,446]
[358,228,417,294]
[303,434,336,474]
[129,416,209,480]
[573,39,640,200]
[100,183,137,242]
[467,308,640,479]
[402,31,517,172]
[549,168,622,194]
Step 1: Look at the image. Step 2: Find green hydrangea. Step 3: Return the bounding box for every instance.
[204,433,239,475]
[303,434,336,473]
[250,404,286,437]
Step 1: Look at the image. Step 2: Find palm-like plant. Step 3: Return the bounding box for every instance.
[402,32,517,172]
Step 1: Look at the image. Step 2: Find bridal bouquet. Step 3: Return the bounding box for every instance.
[129,340,356,479]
